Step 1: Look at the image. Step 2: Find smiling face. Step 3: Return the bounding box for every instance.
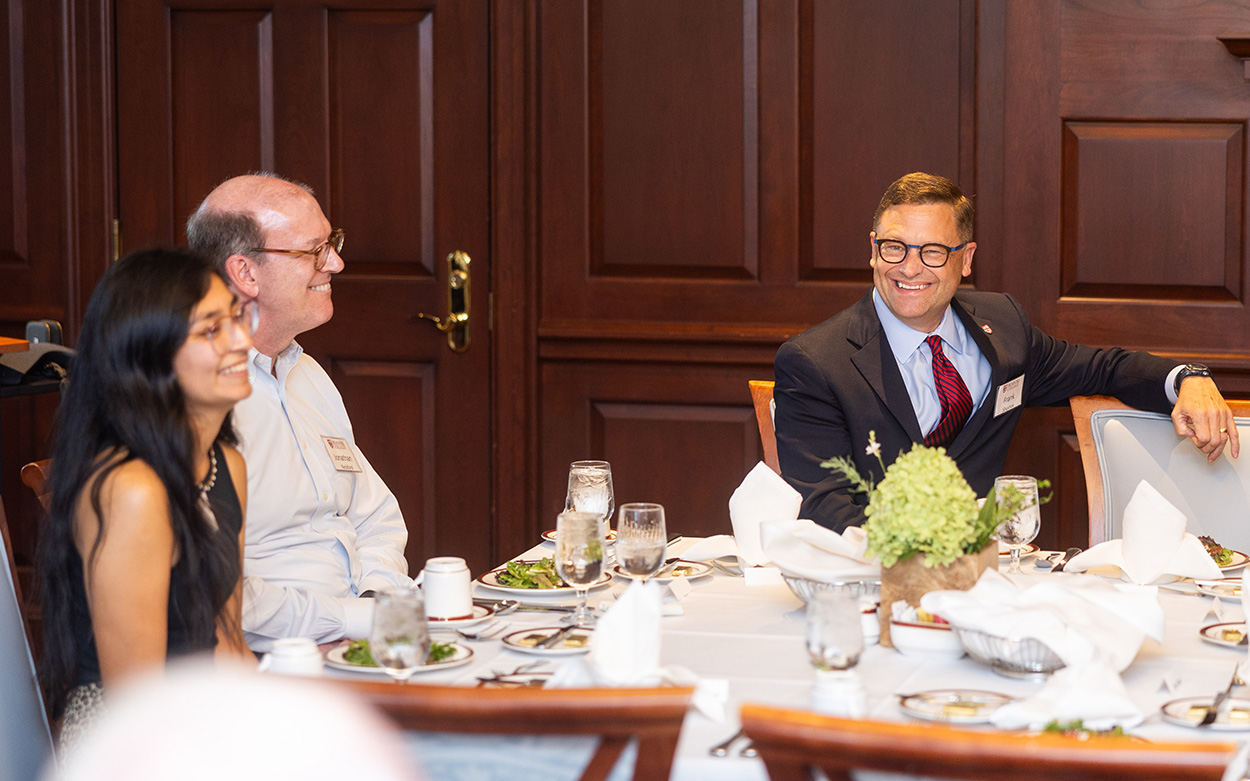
[174,275,253,416]
[870,202,976,333]
[247,187,345,353]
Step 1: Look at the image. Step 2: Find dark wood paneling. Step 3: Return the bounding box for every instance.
[1060,121,1242,301]
[540,362,769,539]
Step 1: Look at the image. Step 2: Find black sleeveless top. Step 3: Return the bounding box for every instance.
[68,443,242,686]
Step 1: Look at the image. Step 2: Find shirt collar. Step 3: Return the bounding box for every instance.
[871,288,970,363]
[248,341,303,383]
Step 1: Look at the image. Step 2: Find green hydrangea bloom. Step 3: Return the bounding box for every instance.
[862,446,980,568]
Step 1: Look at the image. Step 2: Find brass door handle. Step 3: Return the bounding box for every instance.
[417,250,470,352]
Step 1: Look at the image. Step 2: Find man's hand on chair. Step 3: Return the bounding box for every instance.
[1173,376,1239,462]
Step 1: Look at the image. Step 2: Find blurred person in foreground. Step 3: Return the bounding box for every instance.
[775,171,1239,533]
[187,173,411,651]
[52,660,420,781]
[38,249,255,749]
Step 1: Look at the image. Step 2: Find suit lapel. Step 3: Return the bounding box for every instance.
[848,294,925,443]
[947,295,1001,456]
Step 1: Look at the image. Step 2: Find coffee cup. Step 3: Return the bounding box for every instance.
[419,556,473,620]
[258,637,323,677]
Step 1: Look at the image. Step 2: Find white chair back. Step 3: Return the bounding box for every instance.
[1090,408,1250,549]
[0,509,54,780]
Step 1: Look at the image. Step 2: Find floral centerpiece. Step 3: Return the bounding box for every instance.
[823,432,1047,646]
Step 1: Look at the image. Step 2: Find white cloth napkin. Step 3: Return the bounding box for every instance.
[759,520,880,581]
[679,534,742,562]
[723,462,802,566]
[1063,480,1221,584]
[920,568,1164,672]
[989,660,1144,731]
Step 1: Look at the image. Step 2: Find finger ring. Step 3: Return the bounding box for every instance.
[1220,427,1229,433]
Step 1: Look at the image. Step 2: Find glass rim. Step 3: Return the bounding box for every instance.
[569,459,611,470]
[619,502,663,512]
[557,510,602,525]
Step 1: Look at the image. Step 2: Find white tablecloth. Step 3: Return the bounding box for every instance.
[324,539,1249,780]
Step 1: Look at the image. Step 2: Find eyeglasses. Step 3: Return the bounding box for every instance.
[195,300,259,355]
[874,238,967,268]
[249,228,344,271]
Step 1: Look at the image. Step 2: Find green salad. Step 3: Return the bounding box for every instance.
[495,557,567,589]
[343,638,456,666]
[1042,719,1126,739]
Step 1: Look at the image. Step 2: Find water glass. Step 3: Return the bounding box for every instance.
[806,587,864,672]
[995,475,1041,574]
[555,510,606,626]
[565,460,614,539]
[369,589,430,683]
[616,502,667,580]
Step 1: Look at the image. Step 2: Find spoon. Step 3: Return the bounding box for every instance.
[1050,547,1083,573]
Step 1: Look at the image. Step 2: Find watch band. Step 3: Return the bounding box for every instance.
[1174,363,1212,395]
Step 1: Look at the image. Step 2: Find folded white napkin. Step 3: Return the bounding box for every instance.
[725,462,803,566]
[989,660,1143,731]
[679,534,741,562]
[1063,480,1221,584]
[759,520,880,581]
[920,568,1163,672]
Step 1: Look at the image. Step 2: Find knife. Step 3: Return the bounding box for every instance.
[473,598,575,613]
[1050,547,1083,573]
[654,557,682,579]
[538,625,577,649]
[1200,666,1241,726]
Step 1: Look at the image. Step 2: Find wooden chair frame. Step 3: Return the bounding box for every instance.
[741,704,1239,781]
[341,681,692,781]
[749,380,779,474]
[1071,396,1250,545]
[21,459,51,512]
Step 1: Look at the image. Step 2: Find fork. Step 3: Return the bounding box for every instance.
[435,621,508,642]
[1200,665,1243,726]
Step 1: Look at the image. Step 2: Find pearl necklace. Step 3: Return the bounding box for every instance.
[198,447,218,495]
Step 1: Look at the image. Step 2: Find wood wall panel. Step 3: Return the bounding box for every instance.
[170,10,275,230]
[540,362,770,539]
[1060,121,1242,300]
[328,10,434,273]
[329,359,437,567]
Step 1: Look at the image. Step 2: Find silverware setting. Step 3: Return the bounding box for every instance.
[1199,665,1243,726]
[653,557,682,579]
[431,620,509,642]
[473,598,576,613]
[538,624,578,649]
[475,662,548,686]
[1049,547,1083,573]
[712,559,743,577]
[708,728,746,757]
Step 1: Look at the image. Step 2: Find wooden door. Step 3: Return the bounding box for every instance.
[115,0,493,571]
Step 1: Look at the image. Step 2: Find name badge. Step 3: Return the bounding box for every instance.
[994,375,1025,417]
[322,436,363,473]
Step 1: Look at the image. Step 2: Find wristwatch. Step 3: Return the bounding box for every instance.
[1174,362,1213,394]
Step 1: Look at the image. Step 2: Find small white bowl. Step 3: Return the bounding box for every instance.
[889,619,965,659]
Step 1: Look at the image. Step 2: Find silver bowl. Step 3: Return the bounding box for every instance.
[782,575,880,605]
[952,626,1065,680]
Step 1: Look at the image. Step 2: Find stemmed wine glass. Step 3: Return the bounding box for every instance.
[369,588,430,683]
[994,475,1041,575]
[555,510,606,626]
[565,460,614,541]
[616,503,667,581]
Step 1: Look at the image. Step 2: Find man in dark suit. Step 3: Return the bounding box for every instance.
[775,172,1239,533]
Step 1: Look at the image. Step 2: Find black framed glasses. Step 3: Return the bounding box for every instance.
[249,228,344,271]
[195,300,259,355]
[874,238,966,268]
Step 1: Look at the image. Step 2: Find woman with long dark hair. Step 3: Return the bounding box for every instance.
[38,248,255,746]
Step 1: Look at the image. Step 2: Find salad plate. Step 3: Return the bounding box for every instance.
[1195,578,1243,599]
[324,641,474,675]
[610,560,713,583]
[1219,550,1250,572]
[1198,622,1247,648]
[897,689,1013,724]
[427,603,495,627]
[502,626,594,656]
[477,560,612,596]
[542,528,616,543]
[1161,695,1250,730]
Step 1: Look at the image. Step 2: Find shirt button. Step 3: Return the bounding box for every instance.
[323,493,329,500]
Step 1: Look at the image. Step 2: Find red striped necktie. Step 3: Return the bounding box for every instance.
[923,334,973,448]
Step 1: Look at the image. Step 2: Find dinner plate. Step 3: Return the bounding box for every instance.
[427,603,495,627]
[324,642,474,675]
[476,561,613,596]
[501,626,594,656]
[897,689,1013,724]
[1219,550,1250,572]
[1195,578,1242,599]
[1198,622,1246,648]
[541,529,617,543]
[610,560,713,583]
[477,671,554,689]
[1161,695,1250,730]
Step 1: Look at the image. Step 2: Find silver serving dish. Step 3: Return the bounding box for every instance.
[952,625,1065,680]
[782,575,880,605]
